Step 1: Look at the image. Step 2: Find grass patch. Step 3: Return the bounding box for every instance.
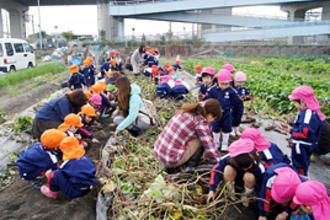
[0,63,66,90]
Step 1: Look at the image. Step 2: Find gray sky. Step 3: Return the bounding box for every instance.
[5,5,290,36]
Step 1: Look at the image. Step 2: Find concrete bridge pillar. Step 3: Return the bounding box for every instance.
[0,9,3,38]
[322,2,330,20]
[97,0,124,41]
[8,8,26,38]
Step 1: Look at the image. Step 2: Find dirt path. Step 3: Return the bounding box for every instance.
[0,70,69,116]
[0,117,113,220]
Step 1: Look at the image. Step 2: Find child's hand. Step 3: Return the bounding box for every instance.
[75,134,82,140]
[281,124,291,133]
[275,211,288,220]
[45,169,52,178]
[207,191,215,203]
[92,138,100,143]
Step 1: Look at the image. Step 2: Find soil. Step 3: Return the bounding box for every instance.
[0,117,114,220]
[0,71,69,116]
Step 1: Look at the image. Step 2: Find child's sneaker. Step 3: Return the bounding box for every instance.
[40,185,58,199]
[221,144,228,152]
[32,179,43,189]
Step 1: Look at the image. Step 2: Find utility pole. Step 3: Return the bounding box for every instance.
[37,0,43,49]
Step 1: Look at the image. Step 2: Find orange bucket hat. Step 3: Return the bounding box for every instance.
[83,59,90,67]
[97,81,108,91]
[91,84,102,94]
[79,104,96,117]
[70,65,79,74]
[60,137,85,161]
[84,91,92,99]
[105,72,111,77]
[111,59,117,66]
[87,56,93,63]
[40,129,67,149]
[58,114,83,132]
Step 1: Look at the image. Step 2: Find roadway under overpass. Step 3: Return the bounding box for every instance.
[0,0,329,43]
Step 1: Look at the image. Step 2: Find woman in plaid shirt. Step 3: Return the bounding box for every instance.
[154,98,222,168]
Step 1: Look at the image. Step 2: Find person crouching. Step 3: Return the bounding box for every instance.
[40,137,96,199]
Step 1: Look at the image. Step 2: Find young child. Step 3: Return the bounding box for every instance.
[172,60,182,71]
[115,52,122,71]
[222,63,236,73]
[144,50,156,67]
[232,71,251,136]
[156,75,172,99]
[68,65,85,90]
[205,69,241,151]
[198,67,215,101]
[194,65,203,84]
[100,58,111,80]
[91,84,111,117]
[258,164,306,220]
[86,56,95,74]
[89,94,103,117]
[16,129,67,189]
[208,139,265,206]
[287,86,323,176]
[171,80,189,100]
[82,59,95,88]
[77,104,100,146]
[293,181,330,220]
[41,137,96,199]
[241,128,290,168]
[57,113,83,137]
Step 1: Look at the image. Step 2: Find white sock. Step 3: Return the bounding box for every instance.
[222,133,229,146]
[213,132,220,145]
[244,186,254,194]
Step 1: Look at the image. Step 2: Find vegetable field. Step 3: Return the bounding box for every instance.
[184,58,330,118]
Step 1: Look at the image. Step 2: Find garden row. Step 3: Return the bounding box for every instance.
[184,59,330,118]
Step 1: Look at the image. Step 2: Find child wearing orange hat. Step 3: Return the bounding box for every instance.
[68,65,85,90]
[16,129,67,189]
[41,137,96,199]
[82,59,95,88]
[58,113,83,137]
[172,60,182,71]
[77,105,100,146]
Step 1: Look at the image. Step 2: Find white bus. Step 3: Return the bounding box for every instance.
[0,38,36,73]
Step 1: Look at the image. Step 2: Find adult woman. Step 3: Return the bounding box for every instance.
[112,76,151,137]
[32,89,88,139]
[154,99,222,168]
[130,45,145,76]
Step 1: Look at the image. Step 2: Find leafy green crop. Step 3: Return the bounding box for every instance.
[184,59,329,118]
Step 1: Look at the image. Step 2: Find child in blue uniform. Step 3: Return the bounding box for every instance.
[232,71,251,136]
[58,113,83,137]
[287,86,323,176]
[171,80,189,100]
[205,69,241,151]
[198,67,215,101]
[77,105,100,147]
[257,164,307,220]
[41,137,96,199]
[68,65,85,90]
[172,60,182,71]
[100,58,111,79]
[156,75,172,99]
[241,128,290,168]
[16,129,67,189]
[208,139,266,207]
[194,65,203,84]
[82,59,95,88]
[144,50,156,67]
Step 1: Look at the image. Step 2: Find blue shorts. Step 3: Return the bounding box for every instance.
[291,142,314,175]
[211,112,232,133]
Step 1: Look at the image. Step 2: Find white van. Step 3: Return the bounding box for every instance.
[0,38,36,73]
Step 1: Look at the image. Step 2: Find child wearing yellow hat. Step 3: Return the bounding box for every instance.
[41,137,96,199]
[68,65,85,90]
[77,105,100,147]
[16,129,67,189]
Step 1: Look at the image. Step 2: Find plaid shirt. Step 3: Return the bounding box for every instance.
[154,112,221,166]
